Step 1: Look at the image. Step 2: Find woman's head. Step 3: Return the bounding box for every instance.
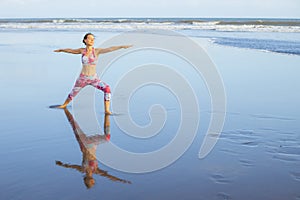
[83,33,95,46]
[84,176,95,189]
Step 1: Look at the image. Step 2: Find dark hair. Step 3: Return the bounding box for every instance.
[82,33,94,45]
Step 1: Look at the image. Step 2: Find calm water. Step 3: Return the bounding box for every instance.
[0,28,300,199]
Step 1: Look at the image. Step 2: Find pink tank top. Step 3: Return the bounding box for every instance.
[81,48,98,66]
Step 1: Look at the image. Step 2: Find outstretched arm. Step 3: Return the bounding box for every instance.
[94,168,132,184]
[56,160,84,173]
[54,48,83,54]
[96,45,132,55]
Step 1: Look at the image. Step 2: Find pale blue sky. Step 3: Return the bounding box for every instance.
[0,0,299,18]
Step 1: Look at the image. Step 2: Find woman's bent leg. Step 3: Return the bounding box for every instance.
[91,77,112,114]
[58,74,88,108]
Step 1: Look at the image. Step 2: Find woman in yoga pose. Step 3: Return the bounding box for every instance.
[53,33,132,114]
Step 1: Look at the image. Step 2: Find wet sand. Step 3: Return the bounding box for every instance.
[0,31,299,199]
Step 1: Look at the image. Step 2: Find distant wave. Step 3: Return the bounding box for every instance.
[0,18,299,33]
[1,18,299,56]
[212,37,300,56]
[217,19,300,27]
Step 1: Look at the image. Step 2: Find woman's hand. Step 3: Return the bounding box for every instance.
[122,45,133,49]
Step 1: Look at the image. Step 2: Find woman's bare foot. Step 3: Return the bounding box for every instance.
[50,98,71,109]
[49,104,67,109]
[104,101,112,115]
[105,110,112,115]
[57,104,67,109]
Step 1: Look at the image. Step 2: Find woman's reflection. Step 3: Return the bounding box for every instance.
[56,108,131,189]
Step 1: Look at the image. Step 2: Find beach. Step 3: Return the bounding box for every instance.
[0,19,300,199]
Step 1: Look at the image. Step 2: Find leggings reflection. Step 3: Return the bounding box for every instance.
[56,108,131,189]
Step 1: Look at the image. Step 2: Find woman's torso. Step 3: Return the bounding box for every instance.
[81,48,98,76]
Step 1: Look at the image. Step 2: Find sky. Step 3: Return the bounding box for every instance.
[0,0,299,18]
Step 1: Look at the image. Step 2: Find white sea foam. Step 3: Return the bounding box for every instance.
[0,19,299,33]
[1,18,299,55]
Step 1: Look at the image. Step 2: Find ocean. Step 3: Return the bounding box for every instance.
[1,17,300,55]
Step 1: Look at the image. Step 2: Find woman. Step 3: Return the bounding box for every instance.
[53,33,132,114]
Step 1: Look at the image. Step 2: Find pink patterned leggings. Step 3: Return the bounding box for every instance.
[68,73,111,101]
